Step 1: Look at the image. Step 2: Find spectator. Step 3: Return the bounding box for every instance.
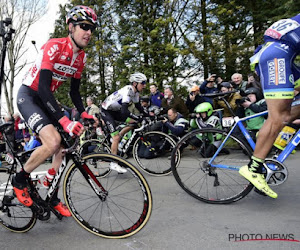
[161,87,189,118]
[21,132,41,151]
[86,96,100,116]
[13,113,26,140]
[214,82,242,117]
[231,73,247,93]
[247,72,262,91]
[162,108,189,138]
[150,83,164,107]
[189,102,226,156]
[185,85,206,113]
[200,74,218,104]
[216,75,224,85]
[238,87,267,141]
[140,95,150,109]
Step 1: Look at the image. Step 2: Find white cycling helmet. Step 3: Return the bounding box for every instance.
[129,73,147,83]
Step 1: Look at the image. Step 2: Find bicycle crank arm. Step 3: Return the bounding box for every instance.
[264,158,288,186]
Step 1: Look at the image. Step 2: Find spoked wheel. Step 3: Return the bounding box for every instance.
[0,166,36,232]
[171,128,254,204]
[79,140,111,177]
[63,153,152,238]
[133,131,177,176]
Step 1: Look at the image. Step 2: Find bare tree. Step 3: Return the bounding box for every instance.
[0,0,47,115]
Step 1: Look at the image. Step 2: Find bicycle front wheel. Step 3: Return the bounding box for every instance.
[63,153,152,238]
[171,128,253,204]
[133,131,177,176]
[0,165,36,232]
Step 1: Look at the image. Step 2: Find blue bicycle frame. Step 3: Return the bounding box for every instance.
[208,110,299,171]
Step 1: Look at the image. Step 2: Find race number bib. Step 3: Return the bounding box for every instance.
[222,117,235,128]
[265,19,300,39]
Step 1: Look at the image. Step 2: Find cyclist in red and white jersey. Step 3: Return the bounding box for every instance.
[13,5,98,216]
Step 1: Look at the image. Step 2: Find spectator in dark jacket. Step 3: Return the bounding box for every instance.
[185,85,206,113]
[161,87,189,118]
[162,108,189,138]
[200,74,218,104]
[150,83,164,107]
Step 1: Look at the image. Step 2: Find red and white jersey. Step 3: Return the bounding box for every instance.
[22,37,86,92]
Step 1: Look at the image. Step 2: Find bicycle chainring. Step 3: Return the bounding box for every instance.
[263,158,288,186]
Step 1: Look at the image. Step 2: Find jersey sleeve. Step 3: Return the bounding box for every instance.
[121,86,134,103]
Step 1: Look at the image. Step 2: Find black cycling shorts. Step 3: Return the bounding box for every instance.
[17,85,56,133]
[100,109,127,135]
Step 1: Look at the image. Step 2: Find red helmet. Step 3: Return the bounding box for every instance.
[66,5,98,26]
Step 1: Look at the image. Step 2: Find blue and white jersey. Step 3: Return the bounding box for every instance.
[264,14,300,51]
[102,85,139,111]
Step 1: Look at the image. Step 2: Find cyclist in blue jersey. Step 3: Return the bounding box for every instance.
[240,14,300,198]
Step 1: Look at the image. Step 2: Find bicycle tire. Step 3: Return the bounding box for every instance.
[63,153,152,238]
[132,131,177,176]
[0,165,36,233]
[171,128,254,204]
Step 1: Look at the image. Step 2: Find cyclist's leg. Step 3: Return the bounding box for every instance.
[48,146,71,217]
[100,109,127,173]
[100,109,120,154]
[13,86,61,206]
[240,41,297,198]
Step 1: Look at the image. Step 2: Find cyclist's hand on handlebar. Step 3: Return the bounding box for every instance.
[81,111,99,127]
[59,116,84,136]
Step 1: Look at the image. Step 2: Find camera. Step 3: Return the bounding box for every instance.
[236,97,250,106]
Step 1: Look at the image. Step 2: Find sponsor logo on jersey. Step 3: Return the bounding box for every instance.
[268,58,286,85]
[54,63,77,75]
[17,98,25,105]
[31,65,38,78]
[48,44,59,60]
[52,72,68,82]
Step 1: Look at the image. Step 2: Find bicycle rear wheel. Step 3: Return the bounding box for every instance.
[0,165,36,232]
[63,153,152,238]
[171,128,253,204]
[133,131,177,176]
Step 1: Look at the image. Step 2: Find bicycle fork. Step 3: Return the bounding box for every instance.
[75,160,108,201]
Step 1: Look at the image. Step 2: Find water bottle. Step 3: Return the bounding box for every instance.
[118,137,127,152]
[38,168,56,188]
[274,126,296,150]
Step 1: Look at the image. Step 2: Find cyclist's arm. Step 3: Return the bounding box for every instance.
[121,102,140,120]
[134,102,148,116]
[69,77,85,115]
[37,69,65,121]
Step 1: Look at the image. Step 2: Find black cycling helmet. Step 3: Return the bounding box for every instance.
[244,87,263,101]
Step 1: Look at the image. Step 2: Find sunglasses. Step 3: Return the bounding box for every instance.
[140,81,147,85]
[75,23,96,33]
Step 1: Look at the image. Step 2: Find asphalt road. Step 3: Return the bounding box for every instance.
[1,153,300,250]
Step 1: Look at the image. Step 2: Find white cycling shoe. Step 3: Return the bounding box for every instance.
[109,162,127,173]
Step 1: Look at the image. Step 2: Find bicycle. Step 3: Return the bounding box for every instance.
[82,115,177,176]
[171,92,292,204]
[0,121,152,238]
